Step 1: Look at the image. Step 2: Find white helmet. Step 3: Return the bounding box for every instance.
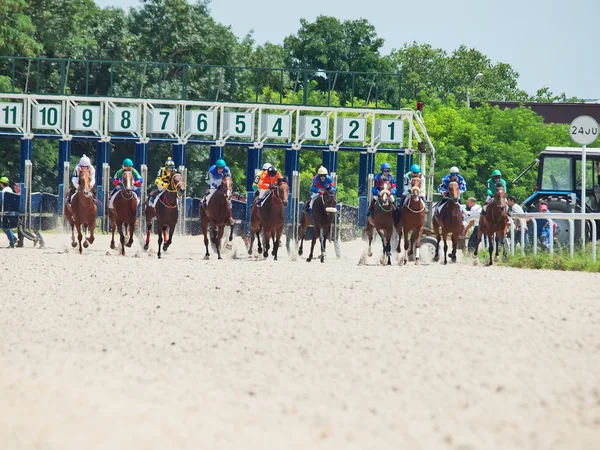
[262,163,272,170]
[80,155,91,166]
[450,166,459,174]
[317,166,328,175]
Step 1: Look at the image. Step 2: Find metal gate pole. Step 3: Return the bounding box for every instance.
[140,164,148,232]
[102,163,110,232]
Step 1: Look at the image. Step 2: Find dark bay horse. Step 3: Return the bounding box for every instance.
[200,176,234,260]
[144,172,185,259]
[298,188,337,263]
[109,171,137,256]
[433,181,463,264]
[474,184,510,265]
[396,177,426,265]
[365,179,394,265]
[64,168,97,254]
[248,178,289,260]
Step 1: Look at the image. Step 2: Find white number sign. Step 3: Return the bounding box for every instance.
[147,108,177,134]
[224,112,253,138]
[570,115,599,145]
[185,110,216,137]
[32,104,62,130]
[302,116,329,141]
[0,102,23,129]
[263,114,291,140]
[340,117,366,142]
[70,105,101,132]
[376,119,404,144]
[109,107,140,133]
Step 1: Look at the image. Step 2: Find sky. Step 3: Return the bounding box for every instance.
[93,0,600,100]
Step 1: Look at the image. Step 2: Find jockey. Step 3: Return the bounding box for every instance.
[148,157,177,207]
[437,166,466,208]
[68,154,96,203]
[256,166,282,207]
[108,158,143,211]
[367,162,396,217]
[303,166,336,212]
[203,158,234,225]
[252,163,273,199]
[481,169,508,216]
[400,163,427,208]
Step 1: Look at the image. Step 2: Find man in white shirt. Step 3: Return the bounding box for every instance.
[0,176,17,248]
[507,196,528,247]
[462,197,482,253]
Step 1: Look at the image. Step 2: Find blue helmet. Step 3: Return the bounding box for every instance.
[410,164,421,174]
[215,159,226,168]
[122,158,133,167]
[381,162,391,171]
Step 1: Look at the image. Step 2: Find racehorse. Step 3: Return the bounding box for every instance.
[433,181,463,264]
[248,177,289,260]
[474,183,510,266]
[109,170,137,256]
[395,176,426,265]
[64,168,97,254]
[200,176,234,260]
[365,179,395,265]
[144,172,185,259]
[298,187,337,263]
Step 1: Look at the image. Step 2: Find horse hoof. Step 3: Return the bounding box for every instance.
[403,259,407,265]
[204,255,210,260]
[494,256,499,262]
[444,260,447,265]
[415,259,420,265]
[367,251,373,257]
[248,249,253,256]
[273,256,278,261]
[263,251,269,258]
[71,242,77,248]
[83,241,89,248]
[126,242,133,248]
[158,254,161,259]
[110,243,115,249]
[88,238,95,244]
[162,244,168,251]
[218,256,223,260]
[298,249,303,256]
[433,256,439,262]
[226,244,232,250]
[143,243,149,251]
[121,251,125,256]
[306,257,312,263]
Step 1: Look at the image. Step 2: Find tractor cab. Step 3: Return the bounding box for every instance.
[523,146,600,213]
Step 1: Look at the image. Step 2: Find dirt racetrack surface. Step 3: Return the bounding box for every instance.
[0,232,599,450]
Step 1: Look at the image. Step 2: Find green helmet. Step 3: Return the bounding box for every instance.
[122,158,133,167]
[410,164,421,174]
[491,169,502,177]
[0,176,9,184]
[215,159,226,168]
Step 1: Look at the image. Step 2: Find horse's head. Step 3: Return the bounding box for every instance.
[170,172,186,195]
[121,170,134,192]
[448,181,460,203]
[322,187,337,213]
[379,180,392,206]
[410,177,422,200]
[276,177,289,207]
[494,183,507,210]
[79,169,92,196]
[219,176,233,201]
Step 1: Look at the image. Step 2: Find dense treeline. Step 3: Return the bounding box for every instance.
[0,0,579,203]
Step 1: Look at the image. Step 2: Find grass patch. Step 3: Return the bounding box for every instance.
[476,245,600,273]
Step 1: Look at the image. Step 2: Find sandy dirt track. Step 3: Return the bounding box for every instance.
[0,232,599,450]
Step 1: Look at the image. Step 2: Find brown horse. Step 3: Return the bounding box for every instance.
[396,177,426,265]
[298,188,337,263]
[248,178,289,260]
[474,184,510,265]
[144,172,185,259]
[433,181,463,264]
[365,179,395,265]
[64,168,97,254]
[200,176,234,260]
[109,171,137,256]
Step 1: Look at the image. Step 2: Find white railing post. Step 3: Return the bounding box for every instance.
[548,219,555,255]
[519,219,526,256]
[568,219,574,259]
[509,219,515,256]
[590,219,597,262]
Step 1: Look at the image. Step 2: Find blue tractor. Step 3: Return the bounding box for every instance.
[513,146,600,244]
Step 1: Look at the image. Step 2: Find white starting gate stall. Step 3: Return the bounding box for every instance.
[0,93,437,252]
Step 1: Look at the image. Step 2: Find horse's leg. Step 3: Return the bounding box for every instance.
[144,208,153,251]
[163,226,170,251]
[70,222,77,248]
[414,224,424,265]
[487,232,494,266]
[256,228,263,254]
[451,232,458,263]
[201,213,210,260]
[443,231,449,265]
[216,225,224,260]
[385,228,392,266]
[157,224,164,259]
[320,226,328,263]
[226,222,234,250]
[119,222,126,256]
[166,224,176,252]
[76,222,83,254]
[127,220,135,247]
[273,227,282,261]
[494,233,500,263]
[263,229,272,258]
[88,212,95,244]
[395,221,403,253]
[434,221,441,262]
[502,233,508,262]
[82,224,90,248]
[403,228,410,265]
[110,218,116,249]
[366,221,374,257]
[307,225,318,262]
[298,213,307,256]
